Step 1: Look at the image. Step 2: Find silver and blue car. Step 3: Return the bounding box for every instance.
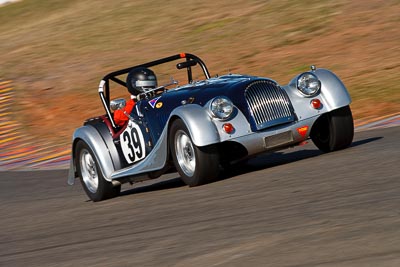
[68,53,354,201]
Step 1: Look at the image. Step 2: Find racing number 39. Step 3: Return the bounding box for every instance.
[120,122,146,164]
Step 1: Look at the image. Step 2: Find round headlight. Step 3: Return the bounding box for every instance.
[297,72,321,96]
[210,97,233,120]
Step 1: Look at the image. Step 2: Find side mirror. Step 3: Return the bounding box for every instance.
[110,98,126,111]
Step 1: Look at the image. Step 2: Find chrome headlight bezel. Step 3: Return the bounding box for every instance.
[209,96,234,120]
[296,72,321,97]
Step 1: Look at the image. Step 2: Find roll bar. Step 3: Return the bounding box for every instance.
[98,53,211,128]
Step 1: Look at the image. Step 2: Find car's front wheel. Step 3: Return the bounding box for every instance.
[75,140,121,201]
[170,119,220,186]
[310,105,354,152]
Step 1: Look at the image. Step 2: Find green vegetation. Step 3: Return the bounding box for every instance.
[0,0,399,144]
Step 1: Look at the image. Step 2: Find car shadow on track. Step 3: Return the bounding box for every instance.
[220,148,323,180]
[118,149,322,198]
[119,177,185,197]
[220,136,382,180]
[350,136,382,147]
[119,137,382,197]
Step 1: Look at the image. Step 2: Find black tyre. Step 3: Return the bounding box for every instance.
[75,140,121,202]
[311,105,354,152]
[169,119,220,186]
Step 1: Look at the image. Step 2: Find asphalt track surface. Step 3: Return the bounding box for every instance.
[1,125,399,267]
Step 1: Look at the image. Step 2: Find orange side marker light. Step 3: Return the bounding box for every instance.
[297,126,309,138]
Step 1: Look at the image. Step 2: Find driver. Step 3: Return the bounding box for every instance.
[114,67,157,126]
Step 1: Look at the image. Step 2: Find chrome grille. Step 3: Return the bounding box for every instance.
[245,80,295,130]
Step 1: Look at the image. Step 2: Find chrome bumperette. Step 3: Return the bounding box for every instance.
[245,80,296,130]
[67,156,76,185]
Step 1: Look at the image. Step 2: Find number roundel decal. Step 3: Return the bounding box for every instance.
[120,122,146,164]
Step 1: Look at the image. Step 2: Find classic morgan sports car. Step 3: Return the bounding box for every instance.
[67,53,354,201]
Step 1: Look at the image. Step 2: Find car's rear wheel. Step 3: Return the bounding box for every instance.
[75,140,120,201]
[310,105,354,152]
[170,119,219,186]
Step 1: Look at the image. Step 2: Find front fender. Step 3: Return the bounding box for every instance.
[284,68,351,121]
[314,69,352,110]
[170,104,220,147]
[69,125,115,182]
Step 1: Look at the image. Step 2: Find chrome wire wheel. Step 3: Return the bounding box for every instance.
[79,149,99,194]
[175,129,196,177]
